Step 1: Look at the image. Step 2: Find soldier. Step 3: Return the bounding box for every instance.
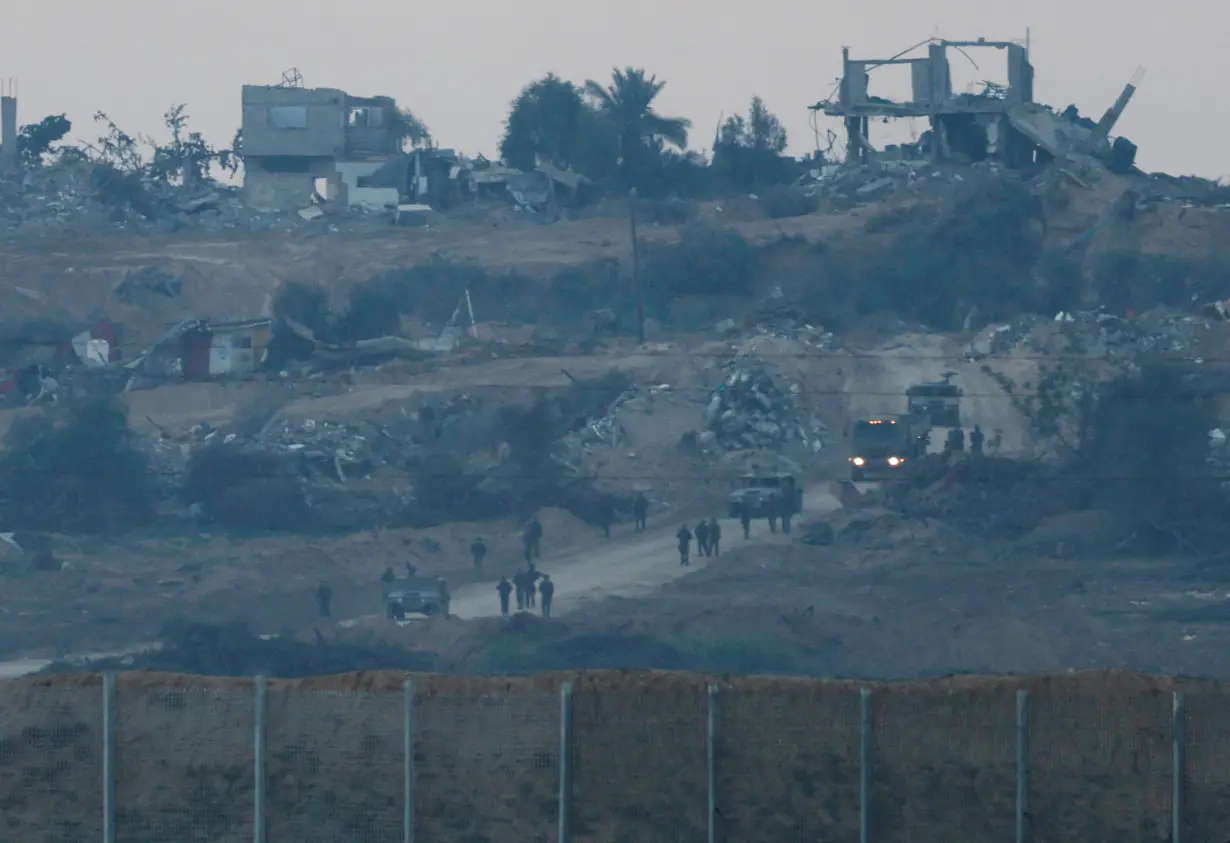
[497,576,513,616]
[740,501,752,540]
[779,494,794,535]
[524,568,538,608]
[694,519,711,557]
[513,570,526,611]
[380,566,396,584]
[523,518,543,561]
[970,424,985,457]
[404,561,418,579]
[470,537,488,569]
[596,500,614,538]
[767,505,778,533]
[539,575,555,618]
[676,524,693,566]
[316,581,333,618]
[632,492,649,531]
[708,517,721,556]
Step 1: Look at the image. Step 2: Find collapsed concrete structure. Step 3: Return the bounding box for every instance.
[0,92,17,172]
[240,84,402,212]
[811,37,1140,173]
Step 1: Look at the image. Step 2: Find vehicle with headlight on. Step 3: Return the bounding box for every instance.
[849,415,928,480]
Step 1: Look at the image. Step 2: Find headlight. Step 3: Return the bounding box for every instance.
[887,457,901,467]
[851,457,865,466]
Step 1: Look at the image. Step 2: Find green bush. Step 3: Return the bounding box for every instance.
[0,398,149,532]
[640,224,759,311]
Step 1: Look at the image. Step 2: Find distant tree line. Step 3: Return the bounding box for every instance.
[499,67,808,199]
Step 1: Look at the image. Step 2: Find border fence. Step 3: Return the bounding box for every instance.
[2,671,1229,843]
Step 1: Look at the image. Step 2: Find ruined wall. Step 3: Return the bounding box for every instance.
[3,670,1229,843]
[240,85,347,159]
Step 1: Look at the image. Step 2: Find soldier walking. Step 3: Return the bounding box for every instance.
[497,576,513,616]
[470,537,488,569]
[633,492,649,531]
[513,570,526,611]
[740,502,752,540]
[539,575,555,618]
[779,495,794,535]
[596,500,614,538]
[676,524,693,566]
[524,567,538,608]
[970,424,985,457]
[695,519,711,557]
[708,517,721,556]
[523,517,543,561]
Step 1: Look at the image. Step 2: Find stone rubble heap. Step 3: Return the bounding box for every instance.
[967,307,1220,364]
[703,361,826,452]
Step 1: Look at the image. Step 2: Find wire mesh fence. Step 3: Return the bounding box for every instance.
[1,673,1228,843]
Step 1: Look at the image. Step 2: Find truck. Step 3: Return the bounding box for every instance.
[849,415,929,480]
[728,472,804,519]
[906,379,963,427]
[384,576,450,619]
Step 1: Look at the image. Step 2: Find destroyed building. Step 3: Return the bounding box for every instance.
[811,38,1139,173]
[240,84,402,212]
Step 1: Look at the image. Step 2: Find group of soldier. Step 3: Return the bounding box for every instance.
[495,567,555,617]
[674,517,721,566]
[942,424,986,457]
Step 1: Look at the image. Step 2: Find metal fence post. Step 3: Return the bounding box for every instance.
[254,675,267,843]
[404,679,416,843]
[102,672,116,843]
[558,682,574,843]
[859,687,871,843]
[1173,691,1186,843]
[1016,689,1028,843]
[707,684,718,843]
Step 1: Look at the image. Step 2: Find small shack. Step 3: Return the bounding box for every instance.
[132,318,272,380]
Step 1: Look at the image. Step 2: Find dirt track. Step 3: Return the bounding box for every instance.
[843,333,1033,456]
[449,489,841,619]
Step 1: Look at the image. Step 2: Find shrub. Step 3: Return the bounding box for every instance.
[0,398,149,532]
[759,186,818,220]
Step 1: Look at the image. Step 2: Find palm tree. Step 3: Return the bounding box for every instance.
[584,67,691,171]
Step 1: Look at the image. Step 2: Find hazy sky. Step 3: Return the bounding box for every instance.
[4,0,1224,179]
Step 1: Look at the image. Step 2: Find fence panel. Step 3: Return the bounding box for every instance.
[265,688,402,843]
[1183,690,1230,840]
[416,691,558,843]
[571,689,707,843]
[1028,685,1171,842]
[718,685,860,843]
[115,681,254,843]
[0,681,103,843]
[871,684,1015,843]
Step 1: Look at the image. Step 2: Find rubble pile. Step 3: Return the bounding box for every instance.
[703,361,827,452]
[0,161,387,236]
[967,307,1221,364]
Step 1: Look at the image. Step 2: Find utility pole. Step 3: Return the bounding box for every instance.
[629,187,644,343]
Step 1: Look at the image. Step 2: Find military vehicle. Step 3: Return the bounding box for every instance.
[906,378,963,427]
[728,472,804,518]
[849,415,929,480]
[384,577,450,619]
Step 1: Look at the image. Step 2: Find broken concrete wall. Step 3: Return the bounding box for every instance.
[0,96,16,171]
[241,86,347,159]
[243,163,332,213]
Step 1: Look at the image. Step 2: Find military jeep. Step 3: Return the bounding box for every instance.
[728,472,803,519]
[384,576,450,619]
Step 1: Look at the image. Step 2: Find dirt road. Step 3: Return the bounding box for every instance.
[448,488,841,619]
[843,333,1033,457]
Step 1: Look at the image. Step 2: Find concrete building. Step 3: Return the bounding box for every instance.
[240,85,401,212]
[0,95,17,172]
[811,38,1040,167]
